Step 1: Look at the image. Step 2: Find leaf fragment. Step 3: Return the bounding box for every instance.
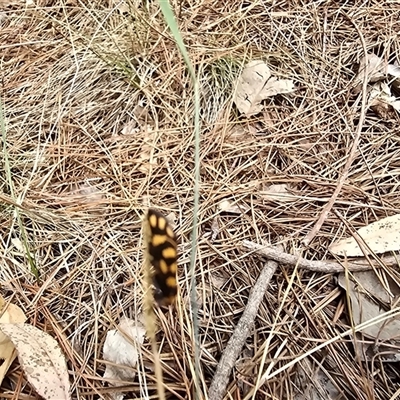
[338,272,400,362]
[218,200,248,214]
[102,317,146,400]
[0,300,27,385]
[260,184,297,203]
[0,323,70,400]
[329,214,400,257]
[234,60,295,116]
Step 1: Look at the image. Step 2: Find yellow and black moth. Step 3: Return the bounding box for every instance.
[145,209,178,306]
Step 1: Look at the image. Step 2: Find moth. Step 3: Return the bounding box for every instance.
[145,209,178,306]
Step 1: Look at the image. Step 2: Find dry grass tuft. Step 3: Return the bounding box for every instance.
[1,1,400,399]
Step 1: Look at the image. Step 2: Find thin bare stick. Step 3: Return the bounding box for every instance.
[303,17,369,246]
[243,240,398,273]
[208,257,278,400]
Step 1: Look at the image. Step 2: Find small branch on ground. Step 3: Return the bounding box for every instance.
[243,240,398,273]
[208,257,278,400]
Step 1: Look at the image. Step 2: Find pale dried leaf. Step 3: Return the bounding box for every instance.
[0,301,27,385]
[218,200,248,214]
[11,237,25,253]
[121,120,138,135]
[343,271,400,304]
[234,60,295,116]
[165,211,177,228]
[337,273,399,339]
[387,63,400,77]
[261,184,297,203]
[355,53,387,86]
[338,273,400,361]
[0,303,27,325]
[353,338,400,363]
[370,81,391,98]
[210,273,226,289]
[210,217,220,242]
[329,214,400,256]
[370,82,400,120]
[103,317,146,400]
[0,323,70,400]
[235,60,271,115]
[392,101,400,112]
[370,82,400,114]
[259,76,295,98]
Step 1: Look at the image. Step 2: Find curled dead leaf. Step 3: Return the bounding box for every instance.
[218,200,248,214]
[369,82,400,118]
[234,60,295,116]
[354,53,400,92]
[260,184,297,203]
[0,299,27,385]
[338,272,400,362]
[103,317,146,400]
[0,323,70,400]
[355,53,387,85]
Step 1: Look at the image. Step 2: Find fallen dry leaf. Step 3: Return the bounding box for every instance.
[260,184,297,203]
[103,317,146,400]
[210,217,220,242]
[218,200,248,214]
[338,272,400,362]
[234,60,295,116]
[387,63,400,78]
[0,323,70,400]
[210,273,226,289]
[356,53,387,84]
[329,214,400,257]
[354,53,400,92]
[369,82,400,117]
[0,298,27,385]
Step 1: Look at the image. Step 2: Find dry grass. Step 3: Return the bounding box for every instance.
[1,1,400,399]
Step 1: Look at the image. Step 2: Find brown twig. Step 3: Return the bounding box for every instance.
[303,16,370,246]
[208,257,279,400]
[243,240,398,273]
